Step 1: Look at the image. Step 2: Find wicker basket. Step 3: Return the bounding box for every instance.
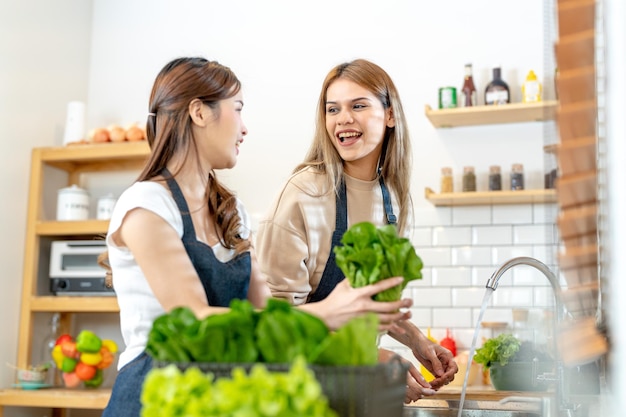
[153,358,408,417]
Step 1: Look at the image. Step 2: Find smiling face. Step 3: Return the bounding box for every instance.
[325,79,394,180]
[199,91,247,170]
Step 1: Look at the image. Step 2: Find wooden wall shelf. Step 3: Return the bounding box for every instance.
[30,296,119,312]
[424,187,557,206]
[36,220,109,236]
[38,142,149,170]
[0,388,110,410]
[424,101,558,128]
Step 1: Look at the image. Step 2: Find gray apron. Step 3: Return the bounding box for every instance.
[103,170,250,417]
[308,176,397,302]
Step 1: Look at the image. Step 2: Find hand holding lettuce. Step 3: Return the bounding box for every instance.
[333,222,423,301]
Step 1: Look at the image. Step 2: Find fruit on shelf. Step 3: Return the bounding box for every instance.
[51,330,118,388]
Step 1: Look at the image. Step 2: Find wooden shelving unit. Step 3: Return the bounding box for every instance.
[424,187,557,207]
[424,100,558,128]
[0,142,149,416]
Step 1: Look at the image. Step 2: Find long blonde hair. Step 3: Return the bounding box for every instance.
[294,59,413,234]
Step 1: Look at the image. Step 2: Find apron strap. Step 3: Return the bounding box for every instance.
[379,177,397,225]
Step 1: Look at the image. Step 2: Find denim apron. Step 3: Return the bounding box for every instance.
[102,170,251,417]
[308,175,397,302]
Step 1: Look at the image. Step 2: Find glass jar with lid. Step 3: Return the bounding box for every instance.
[440,167,453,193]
[511,163,525,190]
[489,165,502,191]
[462,166,476,192]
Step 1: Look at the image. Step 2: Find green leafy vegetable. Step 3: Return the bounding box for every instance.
[334,222,423,301]
[473,333,521,368]
[255,298,330,363]
[146,298,378,366]
[474,333,554,370]
[141,357,338,417]
[310,314,379,366]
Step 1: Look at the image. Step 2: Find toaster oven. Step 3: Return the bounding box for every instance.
[49,240,114,295]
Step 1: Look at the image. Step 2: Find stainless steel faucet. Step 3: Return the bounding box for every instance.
[486,256,565,321]
[485,256,578,417]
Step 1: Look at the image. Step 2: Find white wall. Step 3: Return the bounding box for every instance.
[0,0,93,415]
[86,0,547,222]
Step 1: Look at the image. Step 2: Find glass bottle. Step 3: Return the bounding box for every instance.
[484,67,510,105]
[461,64,477,107]
[440,167,453,193]
[488,165,502,191]
[462,166,476,192]
[511,163,525,190]
[40,312,61,385]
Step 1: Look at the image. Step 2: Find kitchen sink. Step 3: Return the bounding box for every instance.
[403,399,543,417]
[403,408,541,417]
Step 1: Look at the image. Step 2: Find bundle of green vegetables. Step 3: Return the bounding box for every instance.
[146,298,379,366]
[141,357,337,417]
[334,222,423,301]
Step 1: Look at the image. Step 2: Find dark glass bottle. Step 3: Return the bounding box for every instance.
[461,64,477,107]
[485,67,510,105]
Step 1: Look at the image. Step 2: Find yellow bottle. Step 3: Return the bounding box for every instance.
[420,328,438,382]
[522,70,542,103]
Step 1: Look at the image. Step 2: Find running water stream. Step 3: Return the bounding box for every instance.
[456,288,494,417]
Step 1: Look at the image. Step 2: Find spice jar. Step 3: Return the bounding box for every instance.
[440,167,453,193]
[511,163,525,190]
[462,166,476,192]
[489,165,502,191]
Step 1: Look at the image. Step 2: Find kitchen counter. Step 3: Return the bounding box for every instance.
[409,385,553,405]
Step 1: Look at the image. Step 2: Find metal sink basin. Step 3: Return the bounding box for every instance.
[403,408,541,417]
[403,399,543,417]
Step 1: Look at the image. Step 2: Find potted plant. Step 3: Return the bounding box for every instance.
[473,333,554,391]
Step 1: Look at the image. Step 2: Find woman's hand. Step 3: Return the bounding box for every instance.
[387,321,459,390]
[300,277,412,331]
[378,348,436,404]
[411,334,458,390]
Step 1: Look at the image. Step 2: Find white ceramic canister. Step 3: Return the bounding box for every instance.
[96,194,117,220]
[56,185,90,221]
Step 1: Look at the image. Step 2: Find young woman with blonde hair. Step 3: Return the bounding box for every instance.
[257,59,458,403]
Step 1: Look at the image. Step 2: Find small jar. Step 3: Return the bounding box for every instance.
[440,167,453,193]
[97,193,117,220]
[56,185,90,221]
[462,166,476,192]
[511,163,525,190]
[488,165,502,191]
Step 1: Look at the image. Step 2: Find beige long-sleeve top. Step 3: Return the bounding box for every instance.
[256,166,401,305]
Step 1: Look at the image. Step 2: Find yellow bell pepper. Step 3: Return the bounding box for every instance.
[79,351,102,366]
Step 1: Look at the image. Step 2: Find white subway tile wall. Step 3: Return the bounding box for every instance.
[379,203,560,366]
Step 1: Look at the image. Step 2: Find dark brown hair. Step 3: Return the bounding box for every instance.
[100,58,250,286]
[141,57,250,253]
